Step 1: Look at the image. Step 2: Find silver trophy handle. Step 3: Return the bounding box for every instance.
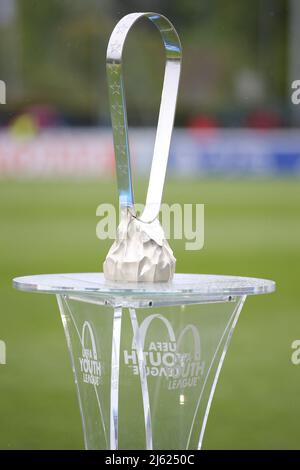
[106,12,182,223]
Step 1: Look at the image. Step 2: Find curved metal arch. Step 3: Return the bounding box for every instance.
[106,12,182,223]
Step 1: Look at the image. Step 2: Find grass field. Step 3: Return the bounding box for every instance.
[0,177,299,449]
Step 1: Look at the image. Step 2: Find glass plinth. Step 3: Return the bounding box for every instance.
[13,273,275,450]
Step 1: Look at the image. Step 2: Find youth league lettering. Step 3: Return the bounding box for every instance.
[124,314,205,389]
[78,321,102,386]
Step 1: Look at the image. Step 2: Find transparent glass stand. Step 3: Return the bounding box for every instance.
[13,273,275,450]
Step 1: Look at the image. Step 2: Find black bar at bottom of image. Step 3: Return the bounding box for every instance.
[0,450,299,466]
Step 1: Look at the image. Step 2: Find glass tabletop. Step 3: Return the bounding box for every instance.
[13,273,275,304]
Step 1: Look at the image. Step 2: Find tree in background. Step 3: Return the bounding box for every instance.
[0,0,288,126]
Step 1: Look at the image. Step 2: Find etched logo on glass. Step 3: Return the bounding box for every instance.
[79,321,102,386]
[124,314,205,389]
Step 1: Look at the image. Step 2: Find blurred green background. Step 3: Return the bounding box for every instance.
[0,0,300,450]
[0,0,292,127]
[0,178,299,449]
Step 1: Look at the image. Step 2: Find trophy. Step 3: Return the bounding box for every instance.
[13,12,275,450]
